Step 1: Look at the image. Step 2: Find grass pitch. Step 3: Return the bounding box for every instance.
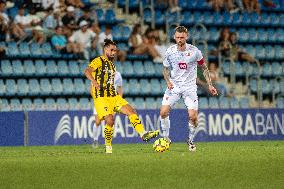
[0,141,284,189]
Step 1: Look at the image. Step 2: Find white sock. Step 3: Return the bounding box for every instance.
[93,125,99,141]
[160,116,170,138]
[188,121,197,143]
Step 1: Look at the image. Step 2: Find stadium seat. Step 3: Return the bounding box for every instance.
[219,97,230,109]
[133,98,146,109]
[230,97,240,108]
[74,78,85,95]
[69,60,80,76]
[145,97,158,109]
[79,63,87,75]
[6,79,17,96]
[133,61,145,77]
[95,9,105,23]
[271,62,282,76]
[123,61,134,77]
[115,61,123,73]
[144,61,156,77]
[12,60,24,76]
[154,63,163,77]
[30,43,42,58]
[28,79,40,96]
[58,60,69,76]
[34,98,44,110]
[262,63,272,77]
[261,79,271,94]
[139,79,151,95]
[105,9,117,24]
[40,79,52,95]
[208,97,219,109]
[128,79,140,95]
[51,79,63,95]
[46,60,58,76]
[41,43,54,58]
[1,60,12,76]
[62,79,74,95]
[7,42,19,57]
[17,79,29,96]
[23,60,35,76]
[0,98,10,111]
[0,80,6,96]
[35,60,46,76]
[19,42,30,57]
[68,98,79,110]
[57,98,69,110]
[270,79,280,94]
[10,98,22,111]
[45,98,57,110]
[239,97,250,108]
[79,98,90,110]
[276,97,284,108]
[199,97,208,109]
[150,79,162,95]
[123,82,129,95]
[22,98,33,111]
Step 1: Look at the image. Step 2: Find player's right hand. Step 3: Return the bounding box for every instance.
[167,81,174,90]
[92,81,100,90]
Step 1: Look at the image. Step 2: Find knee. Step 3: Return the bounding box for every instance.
[189,115,198,126]
[160,109,169,119]
[105,116,114,126]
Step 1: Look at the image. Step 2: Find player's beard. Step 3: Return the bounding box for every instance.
[178,41,185,47]
[107,54,115,61]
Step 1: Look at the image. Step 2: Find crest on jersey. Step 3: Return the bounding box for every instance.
[178,62,187,69]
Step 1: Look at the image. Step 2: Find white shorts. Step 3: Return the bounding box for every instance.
[162,85,198,110]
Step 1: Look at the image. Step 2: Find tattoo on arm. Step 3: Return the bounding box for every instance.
[201,64,212,86]
[163,66,171,83]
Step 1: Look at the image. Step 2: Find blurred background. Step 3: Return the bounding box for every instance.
[0,0,283,112]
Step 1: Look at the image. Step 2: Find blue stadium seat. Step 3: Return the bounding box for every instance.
[239,97,249,108]
[123,82,129,95]
[62,79,74,95]
[154,63,163,77]
[275,45,284,59]
[23,60,35,76]
[45,98,57,110]
[51,79,63,95]
[79,98,90,110]
[1,60,12,76]
[181,11,194,25]
[144,61,156,77]
[204,12,214,25]
[69,60,80,76]
[261,13,270,26]
[271,62,282,76]
[79,63,87,75]
[143,8,152,23]
[270,13,280,26]
[262,63,272,77]
[95,9,105,23]
[128,79,140,95]
[150,79,162,95]
[249,79,257,93]
[238,28,249,42]
[133,61,145,77]
[0,80,5,96]
[105,9,117,24]
[115,61,123,73]
[0,98,10,111]
[258,28,268,42]
[35,60,46,76]
[255,45,265,59]
[46,60,58,76]
[276,97,284,108]
[219,97,230,109]
[248,28,258,42]
[275,28,284,42]
[29,79,40,96]
[140,79,151,95]
[40,79,52,95]
[262,79,270,94]
[155,10,165,25]
[280,79,284,94]
[19,42,30,57]
[7,42,19,57]
[6,79,17,96]
[244,45,256,58]
[17,79,29,96]
[10,98,22,111]
[270,79,280,94]
[112,25,122,41]
[123,61,134,77]
[30,43,42,58]
[41,43,54,58]
[133,98,146,109]
[57,98,69,110]
[230,97,240,108]
[68,98,79,110]
[34,98,44,110]
[12,60,24,76]
[58,60,69,76]
[74,78,85,95]
[208,97,219,108]
[22,98,33,111]
[209,27,219,42]
[265,45,275,59]
[199,97,208,109]
[122,26,131,41]
[145,97,158,109]
[235,62,244,77]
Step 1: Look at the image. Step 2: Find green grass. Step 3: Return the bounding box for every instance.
[0,141,284,189]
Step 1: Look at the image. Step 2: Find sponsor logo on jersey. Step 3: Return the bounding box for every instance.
[178,62,187,69]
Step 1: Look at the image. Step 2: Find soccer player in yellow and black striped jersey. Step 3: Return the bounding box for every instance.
[84,39,159,154]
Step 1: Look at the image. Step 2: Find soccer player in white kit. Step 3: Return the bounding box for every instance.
[160,26,218,151]
[92,71,123,148]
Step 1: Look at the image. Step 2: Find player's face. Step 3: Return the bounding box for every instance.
[104,44,117,61]
[174,32,188,47]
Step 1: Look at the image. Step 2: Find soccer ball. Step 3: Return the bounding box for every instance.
[153,138,170,152]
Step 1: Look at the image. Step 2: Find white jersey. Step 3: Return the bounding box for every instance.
[163,43,203,87]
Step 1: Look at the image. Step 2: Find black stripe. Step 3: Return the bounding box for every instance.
[109,62,117,97]
[106,61,111,97]
[99,57,105,97]
[95,69,99,98]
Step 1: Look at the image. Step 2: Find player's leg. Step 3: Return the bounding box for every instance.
[92,107,101,148]
[116,96,159,141]
[160,89,181,142]
[183,92,199,151]
[103,114,115,154]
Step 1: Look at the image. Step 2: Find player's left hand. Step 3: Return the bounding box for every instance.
[209,85,218,96]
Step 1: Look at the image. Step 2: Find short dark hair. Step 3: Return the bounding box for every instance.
[103,38,116,48]
[175,26,188,34]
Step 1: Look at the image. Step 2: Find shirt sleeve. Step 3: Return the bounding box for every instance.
[115,72,123,87]
[163,49,170,67]
[88,57,102,70]
[196,49,205,65]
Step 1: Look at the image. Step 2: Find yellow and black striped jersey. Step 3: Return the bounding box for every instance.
[88,56,117,98]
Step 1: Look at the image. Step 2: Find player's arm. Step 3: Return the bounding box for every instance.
[84,67,99,90]
[163,66,173,89]
[116,86,123,97]
[198,59,218,96]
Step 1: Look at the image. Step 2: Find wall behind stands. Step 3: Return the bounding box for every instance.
[0,109,284,146]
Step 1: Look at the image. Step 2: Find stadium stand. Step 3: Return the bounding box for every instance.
[0,0,283,111]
